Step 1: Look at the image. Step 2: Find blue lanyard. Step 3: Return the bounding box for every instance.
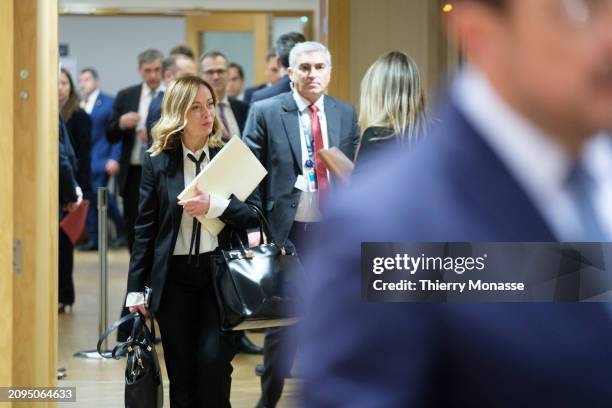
[299,109,315,169]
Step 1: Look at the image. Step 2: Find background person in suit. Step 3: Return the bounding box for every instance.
[199,51,248,140]
[58,117,82,314]
[300,0,612,406]
[58,67,92,313]
[126,76,261,408]
[243,52,282,104]
[106,48,164,253]
[227,62,246,100]
[146,54,198,146]
[243,41,360,408]
[106,48,164,341]
[250,32,306,104]
[355,51,429,168]
[78,67,125,251]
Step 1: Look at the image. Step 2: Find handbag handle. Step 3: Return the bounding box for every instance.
[97,312,156,359]
[249,205,278,245]
[228,205,276,253]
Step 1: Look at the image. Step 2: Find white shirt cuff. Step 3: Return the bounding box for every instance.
[205,193,230,219]
[126,292,145,307]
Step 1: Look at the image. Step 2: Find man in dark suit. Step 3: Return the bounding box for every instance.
[199,51,248,140]
[250,32,305,104]
[146,54,197,145]
[106,48,164,342]
[244,41,360,408]
[78,67,124,250]
[106,48,164,252]
[300,1,612,406]
[243,52,282,104]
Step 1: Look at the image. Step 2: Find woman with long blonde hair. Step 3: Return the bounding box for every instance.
[356,51,428,165]
[126,75,261,407]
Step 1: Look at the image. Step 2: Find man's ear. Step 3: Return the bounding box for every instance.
[287,67,294,81]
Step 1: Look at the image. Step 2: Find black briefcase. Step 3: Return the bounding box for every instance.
[214,207,304,331]
[98,312,163,408]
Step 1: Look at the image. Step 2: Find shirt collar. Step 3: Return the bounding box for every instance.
[142,82,165,97]
[181,141,210,162]
[452,67,573,207]
[292,90,325,114]
[219,95,230,107]
[88,88,100,103]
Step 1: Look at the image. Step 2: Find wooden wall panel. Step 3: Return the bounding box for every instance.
[13,0,58,404]
[0,0,14,397]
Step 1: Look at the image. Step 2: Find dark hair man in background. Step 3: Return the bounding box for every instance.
[250,32,306,104]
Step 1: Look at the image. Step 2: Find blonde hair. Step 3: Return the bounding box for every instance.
[149,76,223,156]
[358,51,428,144]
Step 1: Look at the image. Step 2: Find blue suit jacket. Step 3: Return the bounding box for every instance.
[301,99,612,407]
[250,75,291,104]
[90,91,121,175]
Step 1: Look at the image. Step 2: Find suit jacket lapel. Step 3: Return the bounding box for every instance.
[280,93,302,172]
[324,96,341,148]
[165,147,184,231]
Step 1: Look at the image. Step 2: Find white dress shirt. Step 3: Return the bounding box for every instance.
[125,142,230,307]
[83,88,99,115]
[173,142,230,255]
[130,83,164,165]
[217,96,241,139]
[453,68,611,241]
[293,91,329,223]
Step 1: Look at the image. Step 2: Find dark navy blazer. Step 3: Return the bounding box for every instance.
[300,99,612,407]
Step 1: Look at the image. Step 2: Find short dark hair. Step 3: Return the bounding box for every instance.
[199,51,228,68]
[138,48,163,67]
[169,44,195,59]
[275,32,306,69]
[80,67,99,80]
[265,52,277,62]
[229,62,244,80]
[162,55,177,75]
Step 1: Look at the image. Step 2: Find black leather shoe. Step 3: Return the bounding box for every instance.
[255,363,264,376]
[235,333,263,355]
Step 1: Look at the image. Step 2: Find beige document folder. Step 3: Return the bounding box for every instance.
[177,136,267,235]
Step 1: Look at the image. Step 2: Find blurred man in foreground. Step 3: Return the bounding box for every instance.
[301,0,612,406]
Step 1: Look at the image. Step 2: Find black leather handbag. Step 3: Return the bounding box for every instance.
[214,206,304,331]
[97,312,163,408]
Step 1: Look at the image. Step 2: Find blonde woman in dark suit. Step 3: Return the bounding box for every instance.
[126,75,260,407]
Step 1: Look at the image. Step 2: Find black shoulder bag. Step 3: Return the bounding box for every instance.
[214,206,304,331]
[97,312,163,408]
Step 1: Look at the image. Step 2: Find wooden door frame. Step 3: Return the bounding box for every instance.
[185,12,269,84]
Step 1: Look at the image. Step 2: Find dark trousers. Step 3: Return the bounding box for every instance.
[58,227,75,305]
[156,254,236,408]
[117,164,142,341]
[258,221,309,408]
[86,171,126,245]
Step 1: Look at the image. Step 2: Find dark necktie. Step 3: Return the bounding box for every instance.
[309,104,329,197]
[218,103,232,141]
[186,151,207,265]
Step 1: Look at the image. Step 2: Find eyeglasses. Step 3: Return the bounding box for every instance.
[202,69,227,76]
[561,0,612,27]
